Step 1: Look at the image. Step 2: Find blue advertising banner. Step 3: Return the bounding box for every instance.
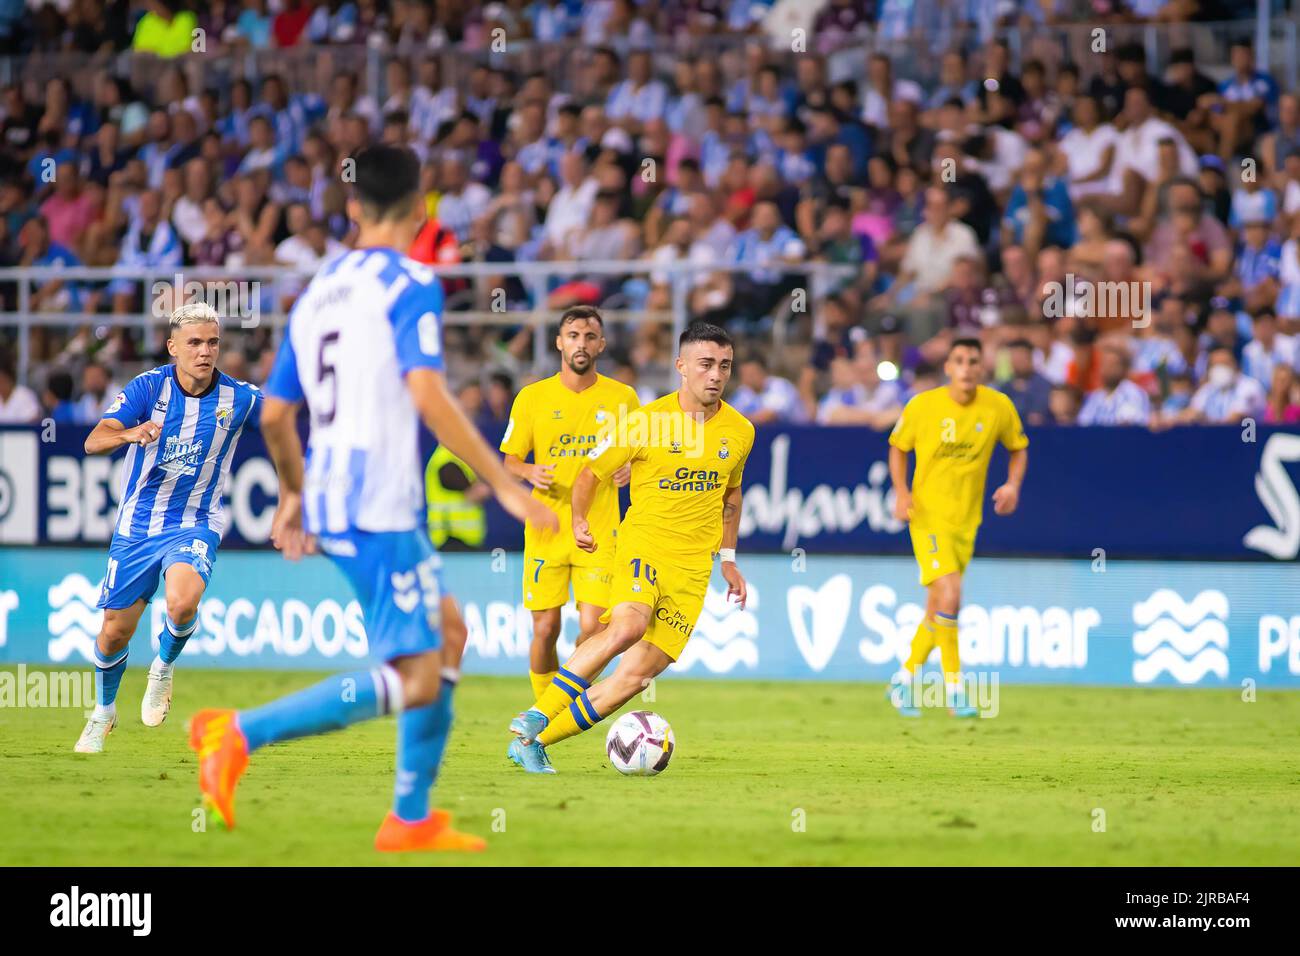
[1,549,1298,688]
[2,423,1299,559]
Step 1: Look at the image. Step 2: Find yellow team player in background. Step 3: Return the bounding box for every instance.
[506,322,753,774]
[887,337,1028,717]
[500,306,639,700]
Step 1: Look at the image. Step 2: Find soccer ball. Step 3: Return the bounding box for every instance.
[605,711,675,776]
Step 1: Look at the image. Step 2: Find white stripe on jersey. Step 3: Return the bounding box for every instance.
[180,383,234,528]
[148,394,201,536]
[116,377,172,538]
[206,419,245,536]
[324,450,349,534]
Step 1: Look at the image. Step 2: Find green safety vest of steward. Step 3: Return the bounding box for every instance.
[425,445,486,548]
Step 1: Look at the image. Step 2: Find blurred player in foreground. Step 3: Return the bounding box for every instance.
[77,302,261,752]
[187,146,556,851]
[887,337,1028,717]
[500,305,639,699]
[507,322,754,773]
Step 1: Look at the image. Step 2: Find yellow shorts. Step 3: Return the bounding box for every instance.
[600,548,712,661]
[522,553,612,611]
[909,525,976,587]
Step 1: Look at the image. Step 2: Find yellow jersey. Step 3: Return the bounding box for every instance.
[588,391,754,570]
[888,384,1028,532]
[500,373,640,562]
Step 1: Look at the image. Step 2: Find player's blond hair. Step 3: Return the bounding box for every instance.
[169,301,221,333]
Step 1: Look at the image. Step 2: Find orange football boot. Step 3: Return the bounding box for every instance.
[188,708,250,829]
[374,809,487,853]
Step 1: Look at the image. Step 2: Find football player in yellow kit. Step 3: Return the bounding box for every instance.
[506,322,754,772]
[500,306,640,700]
[887,337,1028,717]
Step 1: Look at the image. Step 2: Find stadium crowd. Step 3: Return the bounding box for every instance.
[2,0,1299,431]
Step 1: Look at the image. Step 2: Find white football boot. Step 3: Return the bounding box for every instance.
[74,713,118,753]
[141,660,174,727]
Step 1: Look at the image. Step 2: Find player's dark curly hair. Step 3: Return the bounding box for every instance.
[679,321,733,352]
[352,145,421,222]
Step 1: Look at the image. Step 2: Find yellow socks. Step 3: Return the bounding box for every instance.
[528,669,557,702]
[531,667,591,723]
[537,681,602,747]
[933,611,960,687]
[903,616,937,674]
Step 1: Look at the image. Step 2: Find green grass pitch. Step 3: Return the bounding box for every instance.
[3,667,1298,866]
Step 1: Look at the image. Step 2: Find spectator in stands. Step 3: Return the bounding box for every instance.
[1049,384,1081,425]
[811,342,902,429]
[42,368,76,423]
[729,354,807,424]
[72,360,117,425]
[0,358,41,423]
[1242,306,1296,389]
[999,338,1053,426]
[131,1,198,59]
[720,199,805,330]
[1078,342,1152,426]
[874,186,980,333]
[1183,346,1266,423]
[1263,363,1300,424]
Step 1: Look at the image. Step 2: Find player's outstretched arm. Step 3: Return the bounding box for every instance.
[992,448,1028,516]
[719,483,747,609]
[84,418,159,455]
[262,396,314,560]
[406,368,558,533]
[888,445,913,522]
[571,465,598,552]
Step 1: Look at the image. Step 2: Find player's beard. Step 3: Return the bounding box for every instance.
[566,352,592,374]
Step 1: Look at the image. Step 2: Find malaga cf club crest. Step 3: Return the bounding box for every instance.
[215,405,234,430]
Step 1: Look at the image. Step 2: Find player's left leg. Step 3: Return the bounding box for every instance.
[140,563,204,727]
[928,572,975,718]
[75,600,147,753]
[537,639,673,747]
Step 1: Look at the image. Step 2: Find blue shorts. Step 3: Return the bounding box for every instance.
[97,527,222,611]
[317,528,443,662]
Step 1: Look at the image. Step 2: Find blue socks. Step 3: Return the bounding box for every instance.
[394,672,458,822]
[93,644,128,718]
[158,614,197,666]
[238,666,402,752]
[235,663,459,825]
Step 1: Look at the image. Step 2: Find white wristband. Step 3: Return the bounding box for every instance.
[718,548,737,564]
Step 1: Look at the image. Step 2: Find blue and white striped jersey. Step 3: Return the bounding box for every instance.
[264,247,445,536]
[105,366,263,540]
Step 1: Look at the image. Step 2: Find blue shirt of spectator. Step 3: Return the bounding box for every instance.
[1003,175,1076,248]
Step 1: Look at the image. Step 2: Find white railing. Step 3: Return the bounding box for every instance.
[0,260,859,385]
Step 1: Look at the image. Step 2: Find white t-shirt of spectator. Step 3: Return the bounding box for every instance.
[1191,372,1267,421]
[860,79,924,129]
[1243,333,1298,387]
[1040,339,1075,385]
[275,235,348,300]
[1113,117,1198,189]
[1059,123,1120,199]
[970,126,1028,193]
[1078,379,1152,425]
[900,219,980,294]
[606,80,668,126]
[172,195,208,247]
[543,177,598,249]
[730,375,808,423]
[0,383,42,423]
[436,182,492,242]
